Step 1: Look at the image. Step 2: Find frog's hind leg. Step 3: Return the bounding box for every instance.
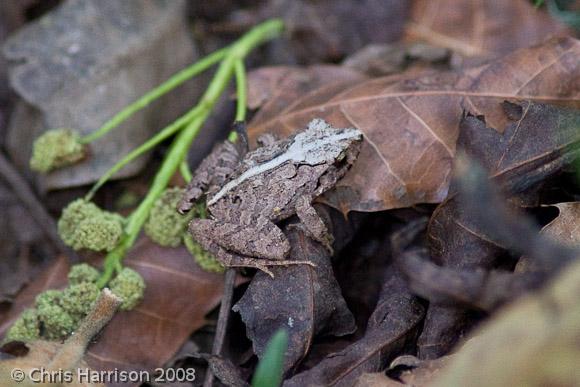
[189,217,291,260]
[294,195,334,253]
[228,256,316,278]
[189,224,314,277]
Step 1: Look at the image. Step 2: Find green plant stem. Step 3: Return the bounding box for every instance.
[80,48,228,144]
[234,59,248,122]
[97,19,284,287]
[85,104,203,200]
[180,160,193,182]
[227,59,248,143]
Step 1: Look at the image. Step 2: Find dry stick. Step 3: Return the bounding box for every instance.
[48,288,122,371]
[204,58,249,387]
[203,268,237,387]
[0,150,70,256]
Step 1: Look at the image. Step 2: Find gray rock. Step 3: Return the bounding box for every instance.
[3,0,198,190]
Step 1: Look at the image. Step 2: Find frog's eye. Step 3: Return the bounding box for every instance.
[336,151,346,161]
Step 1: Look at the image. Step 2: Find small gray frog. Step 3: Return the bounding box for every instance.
[178,119,363,275]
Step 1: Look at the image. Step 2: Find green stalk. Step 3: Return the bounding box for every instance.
[86,104,203,200]
[228,59,248,143]
[97,19,284,287]
[179,160,193,183]
[80,47,228,144]
[234,59,248,122]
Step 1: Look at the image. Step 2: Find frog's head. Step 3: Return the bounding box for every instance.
[288,119,363,165]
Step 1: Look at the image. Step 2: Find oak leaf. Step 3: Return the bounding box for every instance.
[248,37,580,214]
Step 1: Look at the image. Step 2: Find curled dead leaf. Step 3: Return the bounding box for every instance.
[249,37,580,214]
[432,258,580,387]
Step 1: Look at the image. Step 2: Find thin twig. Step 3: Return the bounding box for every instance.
[204,268,237,387]
[0,150,70,256]
[48,288,122,371]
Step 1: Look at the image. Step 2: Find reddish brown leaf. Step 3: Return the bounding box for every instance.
[405,0,570,60]
[247,65,366,125]
[0,256,69,335]
[0,238,232,387]
[248,37,580,214]
[247,65,366,111]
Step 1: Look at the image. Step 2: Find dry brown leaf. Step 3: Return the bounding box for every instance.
[517,202,580,273]
[0,340,102,387]
[247,65,367,124]
[233,215,356,374]
[431,258,580,387]
[248,37,580,214]
[0,256,69,335]
[285,271,424,387]
[417,102,580,357]
[0,238,232,386]
[539,202,580,245]
[247,65,366,110]
[355,356,452,387]
[405,0,570,60]
[0,289,121,387]
[86,239,232,376]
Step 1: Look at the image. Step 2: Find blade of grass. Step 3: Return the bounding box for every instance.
[251,330,288,387]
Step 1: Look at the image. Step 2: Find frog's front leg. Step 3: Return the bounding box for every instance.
[178,140,242,214]
[256,133,278,147]
[294,196,334,253]
[189,216,290,260]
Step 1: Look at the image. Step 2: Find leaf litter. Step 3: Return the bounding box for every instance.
[2,2,580,386]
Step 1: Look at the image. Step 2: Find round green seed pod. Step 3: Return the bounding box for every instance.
[58,199,124,252]
[35,289,63,309]
[74,217,123,252]
[61,282,100,317]
[68,263,101,285]
[144,187,193,247]
[30,128,86,173]
[184,234,224,273]
[58,199,100,248]
[109,268,146,311]
[37,304,76,341]
[4,308,40,343]
[35,289,77,340]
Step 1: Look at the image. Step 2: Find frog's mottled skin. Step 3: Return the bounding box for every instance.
[179,119,363,274]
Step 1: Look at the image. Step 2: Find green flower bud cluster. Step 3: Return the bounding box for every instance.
[58,199,125,252]
[109,268,146,310]
[30,128,86,173]
[184,234,224,273]
[4,264,100,343]
[144,187,193,247]
[3,264,146,343]
[3,309,40,343]
[144,189,223,273]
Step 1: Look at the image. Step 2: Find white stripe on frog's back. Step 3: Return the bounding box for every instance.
[208,120,362,206]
